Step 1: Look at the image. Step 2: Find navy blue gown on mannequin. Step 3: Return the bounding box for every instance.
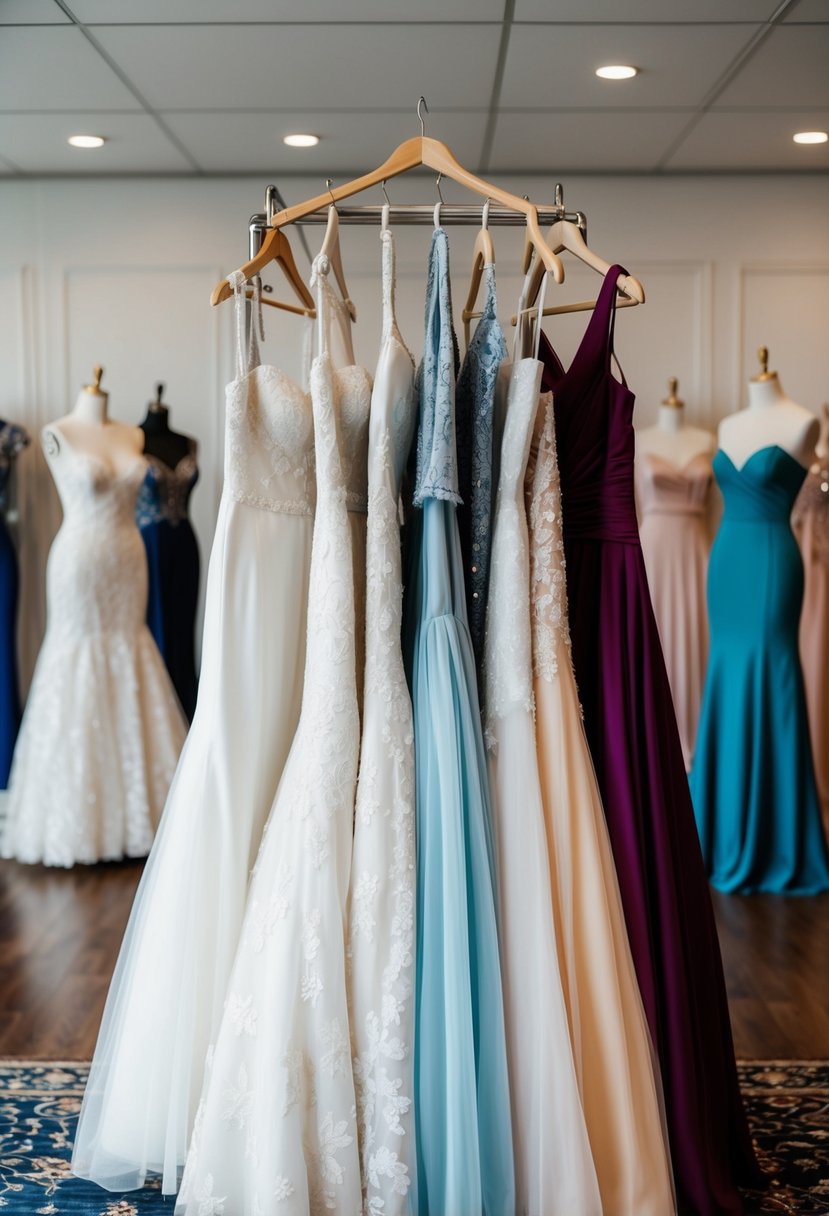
[0,421,29,788]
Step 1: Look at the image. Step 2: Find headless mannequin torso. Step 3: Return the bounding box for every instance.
[637,378,716,468]
[139,383,193,469]
[718,347,819,471]
[43,366,144,477]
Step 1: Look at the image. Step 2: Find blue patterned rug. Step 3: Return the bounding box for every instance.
[1,1060,827,1213]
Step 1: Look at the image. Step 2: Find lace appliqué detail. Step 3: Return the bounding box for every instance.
[413,229,461,507]
[528,393,573,684]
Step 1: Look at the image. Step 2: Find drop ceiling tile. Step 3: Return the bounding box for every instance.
[0,27,141,110]
[0,0,69,21]
[92,23,500,110]
[500,23,759,109]
[0,112,193,172]
[515,0,779,20]
[664,109,829,170]
[783,0,829,20]
[714,26,829,107]
[165,109,488,173]
[72,0,504,21]
[488,109,691,172]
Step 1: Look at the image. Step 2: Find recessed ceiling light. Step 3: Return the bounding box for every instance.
[68,134,105,149]
[596,64,638,80]
[793,130,828,145]
[283,133,320,148]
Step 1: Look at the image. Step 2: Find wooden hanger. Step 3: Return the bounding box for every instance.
[243,289,315,318]
[211,103,565,307]
[461,200,496,347]
[246,227,315,315]
[511,185,644,324]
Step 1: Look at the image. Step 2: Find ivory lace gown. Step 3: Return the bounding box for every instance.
[346,228,417,1214]
[2,435,186,867]
[484,356,601,1216]
[176,253,371,1216]
[526,394,675,1216]
[73,274,317,1192]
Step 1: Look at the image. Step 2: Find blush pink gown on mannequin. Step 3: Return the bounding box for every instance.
[793,418,829,835]
[636,452,713,771]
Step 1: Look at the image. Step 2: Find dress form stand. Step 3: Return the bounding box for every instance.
[793,402,829,833]
[44,366,144,474]
[719,347,819,469]
[636,379,714,770]
[139,383,193,469]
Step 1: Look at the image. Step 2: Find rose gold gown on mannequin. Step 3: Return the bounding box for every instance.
[636,452,713,770]
[793,441,829,835]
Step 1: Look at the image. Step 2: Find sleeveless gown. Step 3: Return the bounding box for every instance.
[0,420,28,788]
[793,456,829,834]
[691,446,829,895]
[483,352,602,1216]
[2,432,186,867]
[346,227,417,1214]
[636,451,713,770]
[525,392,675,1216]
[402,228,514,1216]
[176,252,371,1216]
[73,272,316,1193]
[539,266,758,1215]
[136,443,200,720]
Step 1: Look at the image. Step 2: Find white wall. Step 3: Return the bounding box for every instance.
[1,173,828,690]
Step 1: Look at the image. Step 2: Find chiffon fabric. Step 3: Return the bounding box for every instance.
[483,352,602,1216]
[793,452,829,834]
[455,261,507,669]
[0,420,28,788]
[539,265,758,1215]
[2,431,186,867]
[691,446,829,895]
[527,392,675,1216]
[136,442,200,720]
[346,227,417,1214]
[402,228,514,1216]
[175,252,371,1215]
[72,273,315,1192]
[636,451,713,770]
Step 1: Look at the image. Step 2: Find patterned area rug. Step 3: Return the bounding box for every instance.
[0,1060,827,1214]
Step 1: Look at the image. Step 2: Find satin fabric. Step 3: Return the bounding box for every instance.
[402,228,514,1216]
[691,446,829,895]
[793,460,829,835]
[540,265,758,1216]
[637,452,713,770]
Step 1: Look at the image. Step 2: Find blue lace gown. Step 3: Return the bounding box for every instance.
[402,229,515,1216]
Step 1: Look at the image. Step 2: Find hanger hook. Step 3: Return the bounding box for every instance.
[417,95,428,137]
[482,197,491,230]
[435,172,445,205]
[554,182,564,211]
[433,199,442,229]
[381,179,391,206]
[325,178,337,211]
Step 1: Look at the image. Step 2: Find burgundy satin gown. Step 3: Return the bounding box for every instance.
[540,267,760,1215]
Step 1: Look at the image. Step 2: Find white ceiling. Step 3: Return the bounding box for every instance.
[0,0,827,177]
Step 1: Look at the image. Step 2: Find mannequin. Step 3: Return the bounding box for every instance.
[636,377,715,468]
[43,366,144,476]
[139,383,193,469]
[718,347,819,469]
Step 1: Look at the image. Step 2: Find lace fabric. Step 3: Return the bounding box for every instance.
[527,392,572,684]
[413,229,461,507]
[347,226,417,1216]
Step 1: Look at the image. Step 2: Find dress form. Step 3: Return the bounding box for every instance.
[139,383,192,469]
[44,367,144,476]
[719,347,819,470]
[636,378,715,469]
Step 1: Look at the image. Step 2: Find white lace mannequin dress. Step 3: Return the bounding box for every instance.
[346,226,417,1214]
[73,276,317,1193]
[1,436,186,867]
[176,253,371,1216]
[527,394,675,1215]
[484,345,602,1216]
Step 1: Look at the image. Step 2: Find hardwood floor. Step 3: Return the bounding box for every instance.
[1,857,828,1060]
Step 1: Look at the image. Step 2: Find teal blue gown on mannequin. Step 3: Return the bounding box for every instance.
[691,444,829,894]
[402,228,515,1216]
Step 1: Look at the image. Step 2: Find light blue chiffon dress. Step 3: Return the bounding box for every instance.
[402,228,515,1216]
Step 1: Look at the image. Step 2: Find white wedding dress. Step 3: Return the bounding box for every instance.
[73,275,318,1193]
[1,436,186,867]
[176,252,371,1216]
[346,226,417,1215]
[483,337,602,1216]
